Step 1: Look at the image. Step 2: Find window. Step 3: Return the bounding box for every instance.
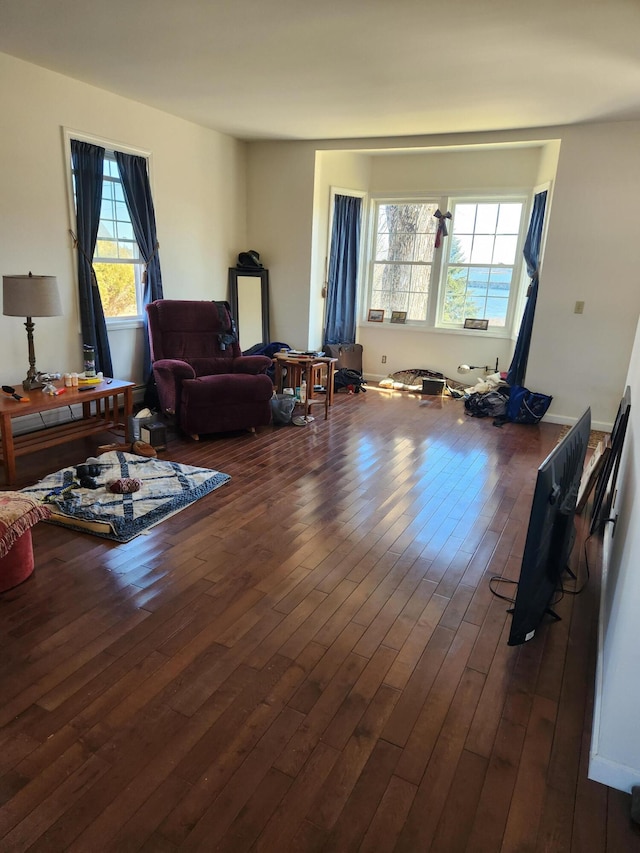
[439,200,525,329]
[370,200,439,320]
[92,155,144,320]
[70,146,145,322]
[366,194,528,334]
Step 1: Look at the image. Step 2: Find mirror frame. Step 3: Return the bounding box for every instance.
[228,267,270,348]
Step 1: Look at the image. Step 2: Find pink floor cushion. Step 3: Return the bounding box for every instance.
[0,529,35,592]
[0,492,51,592]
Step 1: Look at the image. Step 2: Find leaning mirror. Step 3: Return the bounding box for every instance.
[228,267,270,351]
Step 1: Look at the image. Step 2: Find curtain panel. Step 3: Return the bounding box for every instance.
[70,140,113,377]
[114,151,163,384]
[507,190,548,388]
[324,194,362,346]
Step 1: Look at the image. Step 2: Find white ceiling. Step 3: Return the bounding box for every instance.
[2,0,640,141]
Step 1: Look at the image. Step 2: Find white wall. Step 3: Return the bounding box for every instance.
[525,123,640,429]
[0,52,246,388]
[246,143,316,348]
[589,313,640,792]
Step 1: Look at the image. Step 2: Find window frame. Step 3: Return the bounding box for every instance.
[63,128,153,330]
[435,194,529,335]
[364,194,444,329]
[362,190,533,339]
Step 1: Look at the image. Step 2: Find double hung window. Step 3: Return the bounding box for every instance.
[366,195,528,334]
[92,154,144,321]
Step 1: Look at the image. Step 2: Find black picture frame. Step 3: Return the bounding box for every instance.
[228,267,270,348]
[464,318,489,330]
[590,386,631,535]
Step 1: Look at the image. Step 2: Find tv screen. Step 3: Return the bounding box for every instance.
[508,407,591,646]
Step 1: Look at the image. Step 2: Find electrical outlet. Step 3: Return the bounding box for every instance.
[574,300,585,314]
[381,355,387,363]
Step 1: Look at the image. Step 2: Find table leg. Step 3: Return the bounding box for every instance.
[123,388,133,441]
[304,362,313,420]
[0,412,16,485]
[275,361,284,394]
[326,362,336,411]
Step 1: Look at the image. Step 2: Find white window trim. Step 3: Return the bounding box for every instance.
[62,127,154,330]
[361,189,534,340]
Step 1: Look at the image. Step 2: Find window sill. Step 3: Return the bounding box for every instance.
[358,321,513,341]
[106,317,144,332]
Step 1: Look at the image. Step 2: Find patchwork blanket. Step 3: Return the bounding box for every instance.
[21,452,230,543]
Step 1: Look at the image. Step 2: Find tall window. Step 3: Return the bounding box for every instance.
[366,194,527,334]
[72,150,145,321]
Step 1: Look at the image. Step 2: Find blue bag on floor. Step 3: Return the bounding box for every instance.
[506,385,553,424]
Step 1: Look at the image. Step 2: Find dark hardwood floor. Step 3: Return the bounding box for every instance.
[1,388,639,852]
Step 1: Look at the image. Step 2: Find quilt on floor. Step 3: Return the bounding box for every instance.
[20,451,230,543]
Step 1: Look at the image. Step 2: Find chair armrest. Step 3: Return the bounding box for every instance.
[152,359,196,414]
[232,355,272,375]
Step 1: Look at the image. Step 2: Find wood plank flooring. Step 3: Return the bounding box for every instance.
[1,388,639,852]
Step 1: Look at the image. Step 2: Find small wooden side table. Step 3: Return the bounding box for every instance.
[273,355,338,421]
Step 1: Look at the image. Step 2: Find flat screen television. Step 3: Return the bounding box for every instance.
[507,407,591,646]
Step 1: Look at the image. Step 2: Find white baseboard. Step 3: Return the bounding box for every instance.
[543,413,613,432]
[588,753,640,793]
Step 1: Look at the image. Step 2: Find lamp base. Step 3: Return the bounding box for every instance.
[22,375,44,391]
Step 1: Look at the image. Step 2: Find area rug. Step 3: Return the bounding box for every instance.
[20,451,230,543]
[557,424,609,450]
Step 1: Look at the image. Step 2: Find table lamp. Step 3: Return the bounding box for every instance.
[2,272,63,390]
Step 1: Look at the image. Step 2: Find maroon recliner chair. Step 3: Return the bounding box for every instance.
[146,299,273,438]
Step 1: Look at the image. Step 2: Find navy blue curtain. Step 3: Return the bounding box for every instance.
[324,194,362,345]
[70,140,113,377]
[114,151,163,384]
[507,190,548,387]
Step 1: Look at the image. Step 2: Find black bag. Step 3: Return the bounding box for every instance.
[464,389,509,419]
[334,368,367,393]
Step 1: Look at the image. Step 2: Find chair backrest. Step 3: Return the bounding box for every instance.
[146,300,242,364]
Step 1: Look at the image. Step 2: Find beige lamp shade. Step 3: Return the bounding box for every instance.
[2,273,62,318]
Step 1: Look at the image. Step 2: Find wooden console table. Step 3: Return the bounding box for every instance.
[0,378,134,485]
[273,354,337,421]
